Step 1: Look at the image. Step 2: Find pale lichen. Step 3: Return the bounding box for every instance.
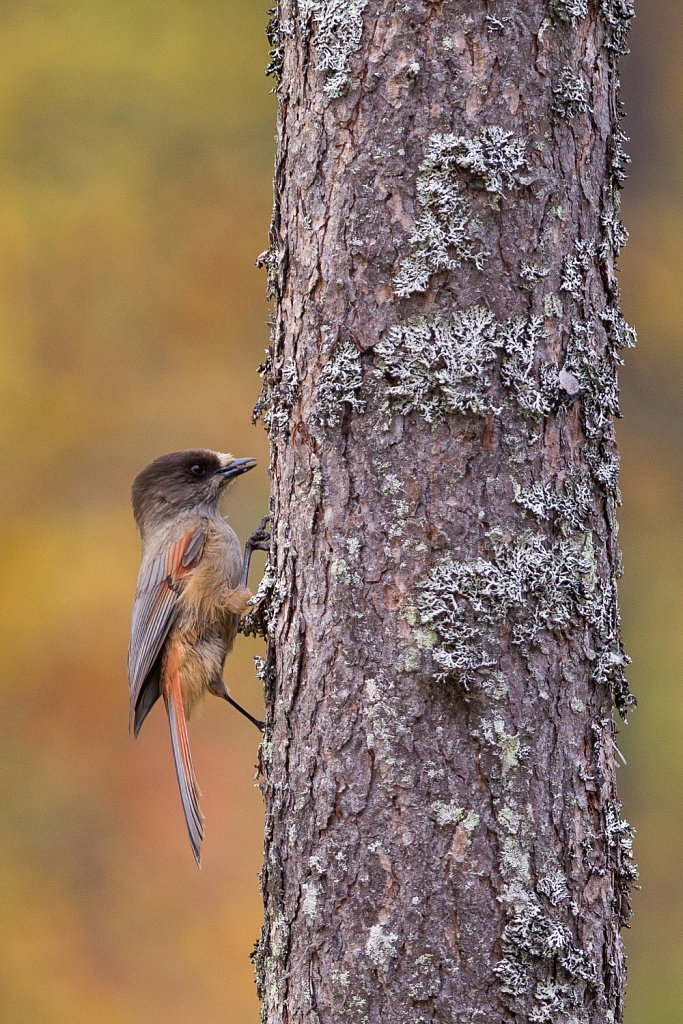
[393,126,531,298]
[600,0,635,55]
[600,200,629,260]
[376,306,559,424]
[499,316,556,417]
[562,320,621,446]
[601,305,637,353]
[431,800,465,826]
[494,890,598,1018]
[560,239,597,300]
[331,556,361,587]
[513,477,593,533]
[265,7,285,83]
[520,261,550,290]
[608,129,631,187]
[299,0,369,97]
[240,558,291,642]
[374,306,502,422]
[253,351,299,440]
[588,579,633,715]
[415,511,632,712]
[483,718,525,777]
[543,292,563,319]
[415,530,597,689]
[431,802,479,833]
[311,338,365,429]
[553,66,591,119]
[485,14,507,33]
[394,138,487,297]
[300,882,318,919]
[549,0,589,23]
[444,126,529,197]
[365,924,399,970]
[537,871,571,907]
[605,800,639,899]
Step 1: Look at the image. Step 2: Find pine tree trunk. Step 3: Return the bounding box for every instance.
[253,3,637,1022]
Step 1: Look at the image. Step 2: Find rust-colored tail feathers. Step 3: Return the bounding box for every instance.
[162,644,204,865]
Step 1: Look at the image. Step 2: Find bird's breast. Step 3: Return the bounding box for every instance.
[178,519,243,627]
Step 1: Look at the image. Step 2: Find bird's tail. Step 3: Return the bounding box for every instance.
[162,643,204,866]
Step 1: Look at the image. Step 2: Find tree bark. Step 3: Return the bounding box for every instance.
[253,2,637,1022]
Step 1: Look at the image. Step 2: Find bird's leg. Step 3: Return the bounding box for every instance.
[241,515,270,589]
[230,516,270,727]
[222,690,264,732]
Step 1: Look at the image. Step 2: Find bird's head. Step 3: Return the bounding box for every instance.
[131,449,256,533]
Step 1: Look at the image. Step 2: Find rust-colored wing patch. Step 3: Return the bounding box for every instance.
[128,525,206,734]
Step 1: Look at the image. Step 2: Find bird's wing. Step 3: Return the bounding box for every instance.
[128,524,206,734]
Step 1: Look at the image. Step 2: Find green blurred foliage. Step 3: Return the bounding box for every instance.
[0,3,678,1022]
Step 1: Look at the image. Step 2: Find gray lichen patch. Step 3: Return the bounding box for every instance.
[562,320,621,444]
[549,0,589,23]
[364,671,413,765]
[543,292,563,319]
[393,128,529,297]
[601,305,637,354]
[600,0,636,55]
[485,14,507,33]
[265,7,285,83]
[483,718,525,778]
[499,316,556,417]
[600,199,629,261]
[553,66,591,119]
[311,338,365,429]
[239,559,278,639]
[431,801,480,832]
[415,525,633,714]
[365,924,399,971]
[520,261,550,290]
[605,800,639,909]
[394,151,486,297]
[376,306,559,425]
[560,239,597,300]
[513,477,594,533]
[587,581,633,717]
[415,531,597,689]
[253,350,300,440]
[374,307,503,422]
[549,309,634,512]
[330,556,361,588]
[494,889,598,1019]
[445,126,529,197]
[299,0,369,98]
[301,881,320,919]
[608,129,631,187]
[537,871,571,907]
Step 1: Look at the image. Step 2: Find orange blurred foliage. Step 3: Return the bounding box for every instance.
[0,3,679,1023]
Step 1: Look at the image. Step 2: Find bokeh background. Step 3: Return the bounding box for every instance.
[0,3,678,1022]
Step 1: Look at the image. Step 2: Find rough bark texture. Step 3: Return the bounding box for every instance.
[252,3,637,1022]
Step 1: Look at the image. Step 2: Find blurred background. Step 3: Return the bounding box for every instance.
[0,3,678,1022]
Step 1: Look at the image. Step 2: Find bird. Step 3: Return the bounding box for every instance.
[127,448,267,865]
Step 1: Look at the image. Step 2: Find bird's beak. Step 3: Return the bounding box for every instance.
[216,457,257,481]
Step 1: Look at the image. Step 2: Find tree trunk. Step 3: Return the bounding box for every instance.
[253,2,637,1022]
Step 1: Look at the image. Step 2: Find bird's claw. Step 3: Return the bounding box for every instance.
[246,515,270,552]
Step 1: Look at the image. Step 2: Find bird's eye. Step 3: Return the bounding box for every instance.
[190,463,204,478]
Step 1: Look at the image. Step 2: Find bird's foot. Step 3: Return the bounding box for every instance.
[246,515,270,552]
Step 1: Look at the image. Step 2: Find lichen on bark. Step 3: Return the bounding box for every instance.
[256,2,636,1022]
[298,0,370,97]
